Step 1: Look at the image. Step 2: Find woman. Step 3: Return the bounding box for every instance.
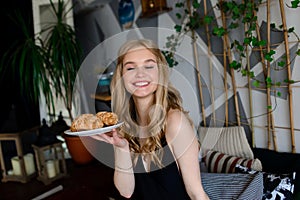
[93,39,209,200]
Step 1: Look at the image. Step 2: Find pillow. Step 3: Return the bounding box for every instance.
[236,165,296,200]
[252,147,300,198]
[203,150,262,173]
[199,126,254,159]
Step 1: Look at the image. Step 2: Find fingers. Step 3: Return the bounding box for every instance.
[90,132,113,144]
[112,129,119,137]
[90,129,118,143]
[90,129,128,148]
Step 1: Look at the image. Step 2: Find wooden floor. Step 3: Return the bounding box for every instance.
[0,159,127,200]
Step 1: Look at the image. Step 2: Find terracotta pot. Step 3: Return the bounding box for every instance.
[63,134,94,165]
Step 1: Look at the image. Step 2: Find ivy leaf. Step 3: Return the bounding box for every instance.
[267,105,272,110]
[266,77,272,88]
[225,2,234,10]
[244,37,251,45]
[165,42,171,48]
[162,51,178,68]
[288,27,295,33]
[283,79,295,84]
[296,49,300,56]
[277,91,282,97]
[204,16,213,25]
[251,37,258,46]
[275,82,281,86]
[269,50,276,55]
[258,40,266,47]
[290,79,295,84]
[234,40,243,51]
[243,12,253,23]
[232,6,240,17]
[265,54,273,62]
[174,25,182,32]
[229,22,239,29]
[212,27,226,37]
[229,60,241,69]
[189,16,198,28]
[270,23,276,29]
[241,69,247,76]
[192,0,200,9]
[253,80,260,87]
[278,61,285,67]
[176,13,182,19]
[265,50,275,62]
[175,3,184,8]
[291,0,300,8]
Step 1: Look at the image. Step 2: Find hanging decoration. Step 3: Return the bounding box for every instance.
[140,0,171,18]
[118,0,135,29]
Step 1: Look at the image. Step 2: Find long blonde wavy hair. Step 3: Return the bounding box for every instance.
[110,39,188,167]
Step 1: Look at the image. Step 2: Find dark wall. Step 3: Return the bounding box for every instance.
[0,0,40,132]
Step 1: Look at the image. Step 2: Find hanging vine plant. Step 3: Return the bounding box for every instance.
[164,0,300,97]
[164,0,300,152]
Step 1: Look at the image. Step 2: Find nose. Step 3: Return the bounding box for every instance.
[135,66,146,77]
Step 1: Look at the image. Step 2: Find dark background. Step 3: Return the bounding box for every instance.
[0,0,40,132]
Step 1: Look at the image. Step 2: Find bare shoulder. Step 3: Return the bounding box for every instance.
[166,109,192,139]
[167,109,183,123]
[167,109,191,125]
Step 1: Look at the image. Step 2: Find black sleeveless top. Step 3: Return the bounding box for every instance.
[130,138,191,200]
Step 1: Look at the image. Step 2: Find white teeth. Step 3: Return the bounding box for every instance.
[134,82,149,86]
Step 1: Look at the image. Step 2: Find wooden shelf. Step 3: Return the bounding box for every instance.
[91,93,111,102]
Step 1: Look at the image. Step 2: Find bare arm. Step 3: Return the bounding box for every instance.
[166,110,209,200]
[91,129,135,198]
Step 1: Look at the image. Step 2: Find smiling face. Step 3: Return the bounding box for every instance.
[122,47,159,99]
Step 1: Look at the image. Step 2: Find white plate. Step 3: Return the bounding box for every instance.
[64,121,124,136]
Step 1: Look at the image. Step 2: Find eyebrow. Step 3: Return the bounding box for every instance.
[123,59,157,67]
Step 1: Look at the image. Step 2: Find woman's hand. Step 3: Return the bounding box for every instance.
[90,128,128,149]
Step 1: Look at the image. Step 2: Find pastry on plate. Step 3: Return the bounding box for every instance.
[96,111,118,126]
[70,114,104,132]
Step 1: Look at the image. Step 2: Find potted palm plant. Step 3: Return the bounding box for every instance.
[1,0,82,121]
[0,0,94,164]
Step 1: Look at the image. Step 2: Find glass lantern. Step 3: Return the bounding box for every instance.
[32,141,67,185]
[0,128,38,183]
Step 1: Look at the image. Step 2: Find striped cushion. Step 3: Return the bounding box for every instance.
[203,150,262,173]
[201,172,264,200]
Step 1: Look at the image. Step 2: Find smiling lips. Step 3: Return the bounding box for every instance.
[133,81,150,87]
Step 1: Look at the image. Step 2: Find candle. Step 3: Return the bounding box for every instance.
[11,156,21,175]
[46,160,56,178]
[54,159,60,174]
[24,153,35,175]
[11,153,36,176]
[7,170,14,175]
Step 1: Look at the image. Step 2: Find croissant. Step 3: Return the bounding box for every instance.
[70,114,104,132]
[96,111,118,126]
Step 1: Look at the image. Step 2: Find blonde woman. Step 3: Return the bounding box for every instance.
[92,39,209,200]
